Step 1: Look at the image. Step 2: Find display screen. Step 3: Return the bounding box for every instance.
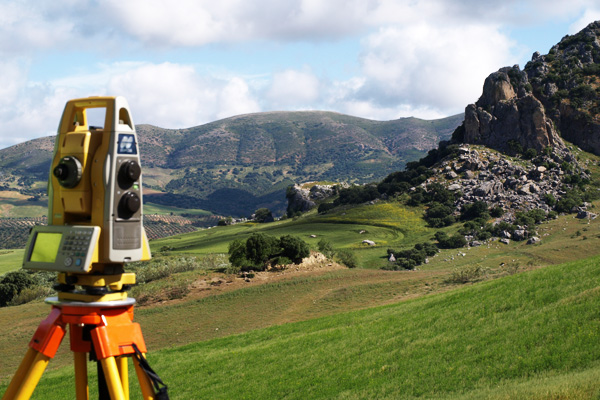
[117,133,137,155]
[30,232,62,263]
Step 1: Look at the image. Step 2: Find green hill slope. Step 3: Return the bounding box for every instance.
[7,254,600,399]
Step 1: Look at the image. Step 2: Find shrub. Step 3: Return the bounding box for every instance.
[318,203,336,214]
[0,271,36,307]
[279,235,310,263]
[446,265,487,284]
[318,239,335,259]
[336,250,359,268]
[425,203,455,227]
[523,148,538,160]
[435,232,467,249]
[271,256,293,267]
[254,208,274,223]
[490,206,504,218]
[461,201,490,221]
[9,285,54,306]
[245,233,280,268]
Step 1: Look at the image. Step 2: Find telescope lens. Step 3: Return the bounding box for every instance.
[53,156,82,188]
[53,165,68,180]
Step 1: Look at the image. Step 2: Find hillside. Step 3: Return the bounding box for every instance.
[0,111,462,216]
[2,250,600,398]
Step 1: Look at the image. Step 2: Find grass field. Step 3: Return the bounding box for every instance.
[0,249,24,274]
[3,253,600,399]
[152,201,435,269]
[143,202,212,216]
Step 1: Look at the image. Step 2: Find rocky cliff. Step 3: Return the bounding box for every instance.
[461,21,600,155]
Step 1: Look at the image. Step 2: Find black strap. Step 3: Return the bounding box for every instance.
[132,344,169,400]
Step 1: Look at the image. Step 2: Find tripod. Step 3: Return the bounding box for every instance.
[2,275,167,400]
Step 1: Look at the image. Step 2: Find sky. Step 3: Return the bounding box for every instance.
[0,0,599,149]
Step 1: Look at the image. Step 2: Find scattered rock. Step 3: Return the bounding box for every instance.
[577,210,598,219]
[362,240,376,246]
[527,236,541,245]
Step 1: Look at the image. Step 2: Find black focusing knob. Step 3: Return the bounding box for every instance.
[118,160,141,189]
[53,156,82,188]
[118,192,140,218]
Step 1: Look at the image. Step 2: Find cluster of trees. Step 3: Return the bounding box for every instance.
[0,270,54,307]
[228,233,310,271]
[383,242,439,270]
[457,207,552,243]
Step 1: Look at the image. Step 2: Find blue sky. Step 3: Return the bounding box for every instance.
[0,0,599,149]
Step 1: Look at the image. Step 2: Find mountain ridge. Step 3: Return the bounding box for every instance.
[0,111,463,216]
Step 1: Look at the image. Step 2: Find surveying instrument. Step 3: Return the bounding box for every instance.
[2,97,168,399]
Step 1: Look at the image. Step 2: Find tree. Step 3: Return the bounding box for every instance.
[0,271,36,307]
[228,239,249,268]
[279,235,310,263]
[245,233,280,268]
[254,208,274,223]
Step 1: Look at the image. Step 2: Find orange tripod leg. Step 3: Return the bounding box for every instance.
[2,307,66,400]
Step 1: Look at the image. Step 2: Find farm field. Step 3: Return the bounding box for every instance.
[0,191,47,218]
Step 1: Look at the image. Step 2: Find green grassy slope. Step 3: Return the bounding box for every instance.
[0,250,24,274]
[151,201,431,269]
[5,254,600,399]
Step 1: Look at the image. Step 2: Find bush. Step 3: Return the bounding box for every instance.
[279,235,310,263]
[336,250,359,268]
[318,203,336,214]
[425,203,455,228]
[254,208,274,223]
[0,271,36,307]
[461,201,490,221]
[245,233,280,268]
[446,265,487,284]
[435,232,467,249]
[229,234,310,270]
[318,239,335,259]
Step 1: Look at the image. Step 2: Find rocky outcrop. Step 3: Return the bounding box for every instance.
[524,21,600,154]
[286,183,337,215]
[424,144,588,221]
[462,21,600,156]
[463,66,564,153]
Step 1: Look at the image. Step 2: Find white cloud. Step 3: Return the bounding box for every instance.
[266,69,320,109]
[353,23,515,116]
[569,8,600,33]
[107,62,262,128]
[216,77,260,119]
[0,61,263,148]
[1,0,600,149]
